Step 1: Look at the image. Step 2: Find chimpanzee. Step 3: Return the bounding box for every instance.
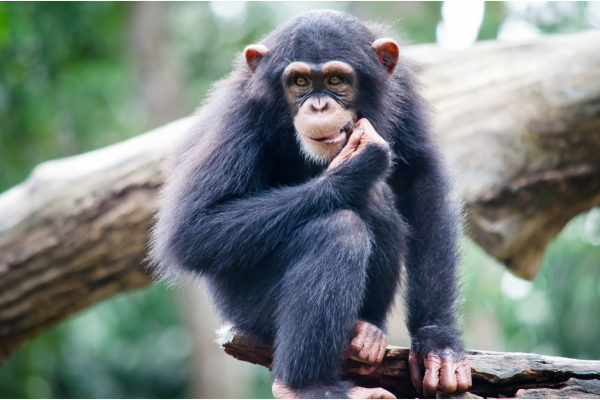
[150,10,471,399]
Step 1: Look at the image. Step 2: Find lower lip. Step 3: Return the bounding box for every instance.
[311,130,346,144]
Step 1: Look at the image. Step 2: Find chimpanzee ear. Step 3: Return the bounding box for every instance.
[244,45,269,73]
[371,38,399,76]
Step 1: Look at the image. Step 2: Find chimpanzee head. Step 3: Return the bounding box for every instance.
[242,11,400,164]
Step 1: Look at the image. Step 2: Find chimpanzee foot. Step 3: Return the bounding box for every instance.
[408,349,472,398]
[272,380,396,399]
[272,380,298,399]
[348,386,396,399]
[343,321,388,375]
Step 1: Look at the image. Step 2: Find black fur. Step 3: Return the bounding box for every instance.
[150,10,464,398]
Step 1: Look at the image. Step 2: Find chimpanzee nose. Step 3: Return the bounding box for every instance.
[308,97,330,113]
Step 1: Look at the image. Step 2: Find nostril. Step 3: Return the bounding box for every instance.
[312,98,328,112]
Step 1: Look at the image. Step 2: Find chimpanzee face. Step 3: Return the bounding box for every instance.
[282,60,358,163]
[243,38,399,164]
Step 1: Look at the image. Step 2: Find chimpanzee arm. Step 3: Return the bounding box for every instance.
[152,142,389,276]
[396,155,465,358]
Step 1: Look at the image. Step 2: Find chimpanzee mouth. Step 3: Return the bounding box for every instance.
[310,123,355,144]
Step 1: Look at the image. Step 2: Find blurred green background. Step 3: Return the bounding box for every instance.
[1,1,599,398]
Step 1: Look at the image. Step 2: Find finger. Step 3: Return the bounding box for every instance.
[438,359,457,393]
[365,332,382,364]
[337,127,363,157]
[346,126,364,149]
[350,387,397,399]
[360,337,386,374]
[373,335,388,368]
[408,350,423,396]
[343,332,366,359]
[423,354,442,398]
[344,127,367,159]
[355,118,383,143]
[356,130,373,152]
[355,118,374,132]
[366,388,396,399]
[356,327,377,362]
[354,119,374,141]
[354,120,387,154]
[466,360,472,388]
[455,364,469,392]
[359,343,379,374]
[272,380,297,399]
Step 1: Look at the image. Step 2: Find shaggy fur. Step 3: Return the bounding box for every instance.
[150,10,464,398]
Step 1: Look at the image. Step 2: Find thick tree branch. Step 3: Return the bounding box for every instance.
[406,30,600,279]
[0,118,193,362]
[219,327,600,399]
[1,31,599,363]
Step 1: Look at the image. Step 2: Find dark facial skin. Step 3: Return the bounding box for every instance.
[283,60,357,109]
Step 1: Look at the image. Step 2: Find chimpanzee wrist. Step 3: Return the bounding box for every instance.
[409,324,465,361]
[358,316,388,333]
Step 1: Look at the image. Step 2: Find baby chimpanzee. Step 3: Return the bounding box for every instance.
[151,10,471,399]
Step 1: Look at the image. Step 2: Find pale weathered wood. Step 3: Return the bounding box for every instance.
[219,327,600,399]
[1,31,599,364]
[406,30,600,279]
[0,117,194,362]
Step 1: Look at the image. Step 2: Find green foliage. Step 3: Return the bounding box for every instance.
[348,2,444,45]
[0,284,191,399]
[478,2,505,40]
[0,2,143,192]
[462,213,600,360]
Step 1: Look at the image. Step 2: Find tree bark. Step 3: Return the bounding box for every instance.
[0,118,192,363]
[1,31,599,363]
[405,30,600,279]
[219,327,600,399]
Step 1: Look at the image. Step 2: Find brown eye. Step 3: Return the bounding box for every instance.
[329,75,343,85]
[295,76,309,86]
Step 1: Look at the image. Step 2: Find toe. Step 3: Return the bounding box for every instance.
[438,359,457,393]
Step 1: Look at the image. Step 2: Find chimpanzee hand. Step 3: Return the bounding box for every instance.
[327,118,390,171]
[343,321,388,375]
[408,349,472,398]
[353,118,389,156]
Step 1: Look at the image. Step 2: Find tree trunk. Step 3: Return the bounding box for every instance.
[128,1,185,129]
[182,284,256,398]
[1,31,599,365]
[219,327,600,399]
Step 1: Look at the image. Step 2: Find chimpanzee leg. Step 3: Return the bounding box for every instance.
[359,182,408,328]
[271,209,372,397]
